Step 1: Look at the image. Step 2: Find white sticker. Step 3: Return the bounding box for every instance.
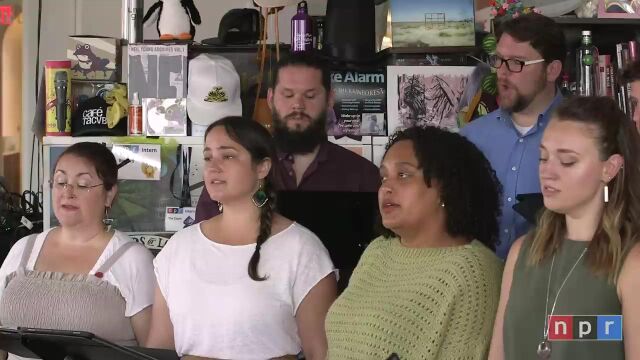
[164,207,196,232]
[128,234,171,250]
[111,144,161,181]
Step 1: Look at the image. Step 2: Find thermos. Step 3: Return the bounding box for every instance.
[122,0,143,44]
[291,1,313,53]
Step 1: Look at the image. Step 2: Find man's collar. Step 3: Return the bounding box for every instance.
[497,89,563,124]
[277,141,328,163]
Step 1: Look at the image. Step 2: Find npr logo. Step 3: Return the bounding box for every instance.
[548,315,623,341]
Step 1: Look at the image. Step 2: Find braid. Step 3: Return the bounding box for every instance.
[248,186,276,281]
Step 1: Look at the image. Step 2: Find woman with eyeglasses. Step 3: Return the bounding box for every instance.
[0,142,155,360]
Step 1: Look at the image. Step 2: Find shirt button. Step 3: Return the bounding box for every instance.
[507,197,512,202]
[289,171,293,176]
[504,229,509,234]
[518,138,524,143]
[511,166,517,171]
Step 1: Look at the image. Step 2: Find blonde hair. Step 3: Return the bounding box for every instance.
[528,97,640,283]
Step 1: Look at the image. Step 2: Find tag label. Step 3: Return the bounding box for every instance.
[165,207,196,232]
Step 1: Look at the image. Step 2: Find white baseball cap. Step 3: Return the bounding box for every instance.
[187,54,242,127]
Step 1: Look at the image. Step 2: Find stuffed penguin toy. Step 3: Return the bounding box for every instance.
[143,0,202,40]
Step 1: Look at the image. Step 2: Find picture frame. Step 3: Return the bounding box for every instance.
[389,0,476,48]
[386,65,475,134]
[597,0,640,18]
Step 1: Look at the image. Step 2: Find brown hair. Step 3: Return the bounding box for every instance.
[528,96,640,282]
[497,13,566,67]
[54,142,118,191]
[619,60,640,84]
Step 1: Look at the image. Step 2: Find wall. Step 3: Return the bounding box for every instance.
[21,0,328,193]
[0,0,22,135]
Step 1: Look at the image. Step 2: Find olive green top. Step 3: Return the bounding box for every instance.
[504,237,624,360]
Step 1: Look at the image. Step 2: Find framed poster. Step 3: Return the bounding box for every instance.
[387,65,475,134]
[327,70,387,136]
[390,0,476,47]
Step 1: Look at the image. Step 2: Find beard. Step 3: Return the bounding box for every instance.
[272,108,328,154]
[498,72,547,113]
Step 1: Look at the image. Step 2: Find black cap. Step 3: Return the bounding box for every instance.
[203,9,261,45]
[72,96,127,137]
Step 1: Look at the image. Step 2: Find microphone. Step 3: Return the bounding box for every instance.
[385,354,400,360]
[54,71,68,132]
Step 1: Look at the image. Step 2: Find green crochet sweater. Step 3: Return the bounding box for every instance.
[326,237,503,360]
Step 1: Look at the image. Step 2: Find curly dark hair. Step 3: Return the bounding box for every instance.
[380,126,502,250]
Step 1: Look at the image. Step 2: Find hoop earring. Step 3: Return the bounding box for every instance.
[103,206,114,229]
[252,183,269,208]
[604,185,609,203]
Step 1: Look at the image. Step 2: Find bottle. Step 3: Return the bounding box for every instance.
[561,73,571,96]
[576,30,599,96]
[313,16,325,50]
[291,1,313,53]
[128,0,144,44]
[129,92,143,136]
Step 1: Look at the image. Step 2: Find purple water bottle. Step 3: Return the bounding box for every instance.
[291,0,313,53]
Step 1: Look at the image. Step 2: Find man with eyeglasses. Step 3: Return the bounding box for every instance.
[460,13,566,259]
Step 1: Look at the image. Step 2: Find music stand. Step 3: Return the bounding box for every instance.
[0,327,180,360]
[0,327,40,358]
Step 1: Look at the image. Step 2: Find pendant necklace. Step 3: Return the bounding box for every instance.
[537,247,587,359]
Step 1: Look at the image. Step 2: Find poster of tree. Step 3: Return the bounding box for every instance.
[386,66,475,134]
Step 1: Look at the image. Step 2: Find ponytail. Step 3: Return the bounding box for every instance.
[248,186,276,281]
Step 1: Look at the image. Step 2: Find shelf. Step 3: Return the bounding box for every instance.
[381,46,478,54]
[43,136,203,146]
[553,16,640,26]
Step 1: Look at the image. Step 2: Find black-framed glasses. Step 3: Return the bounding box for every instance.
[49,180,104,194]
[488,54,546,73]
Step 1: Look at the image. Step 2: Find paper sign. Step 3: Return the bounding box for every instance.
[111,144,161,181]
[165,207,196,232]
[128,234,171,250]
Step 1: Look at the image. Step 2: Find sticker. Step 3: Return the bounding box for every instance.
[111,144,161,181]
[165,207,196,232]
[128,234,171,250]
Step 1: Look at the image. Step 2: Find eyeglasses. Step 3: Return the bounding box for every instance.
[488,54,546,73]
[49,180,104,194]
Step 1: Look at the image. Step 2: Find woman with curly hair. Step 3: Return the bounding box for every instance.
[325,125,504,359]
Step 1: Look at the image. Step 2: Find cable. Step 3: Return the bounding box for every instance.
[29,0,43,196]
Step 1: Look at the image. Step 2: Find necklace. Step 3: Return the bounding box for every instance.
[537,247,588,360]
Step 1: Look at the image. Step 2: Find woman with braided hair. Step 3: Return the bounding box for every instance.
[147,117,337,359]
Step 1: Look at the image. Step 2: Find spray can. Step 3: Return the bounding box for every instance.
[129,92,143,135]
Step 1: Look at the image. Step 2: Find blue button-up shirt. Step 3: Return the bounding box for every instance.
[460,92,564,259]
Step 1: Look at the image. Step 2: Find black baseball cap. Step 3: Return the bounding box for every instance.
[203,9,261,45]
[72,96,127,137]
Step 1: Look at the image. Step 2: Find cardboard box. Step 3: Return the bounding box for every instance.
[68,36,121,81]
